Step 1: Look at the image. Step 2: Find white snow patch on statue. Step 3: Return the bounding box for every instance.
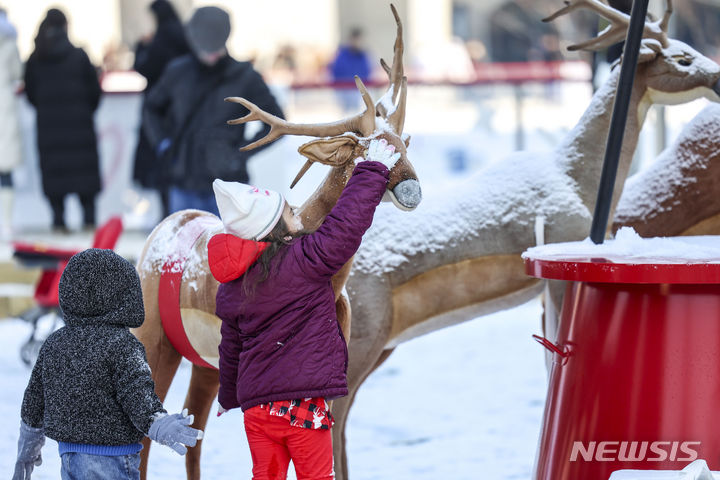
[616,103,720,224]
[378,85,397,117]
[139,211,223,285]
[554,67,620,170]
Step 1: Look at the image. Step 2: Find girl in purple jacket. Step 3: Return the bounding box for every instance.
[211,139,400,479]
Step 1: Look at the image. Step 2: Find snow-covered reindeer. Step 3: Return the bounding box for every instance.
[614,102,720,236]
[327,2,720,477]
[133,5,418,479]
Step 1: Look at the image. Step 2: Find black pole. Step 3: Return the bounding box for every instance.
[589,0,649,244]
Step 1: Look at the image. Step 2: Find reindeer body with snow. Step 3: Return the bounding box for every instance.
[133,6,418,479]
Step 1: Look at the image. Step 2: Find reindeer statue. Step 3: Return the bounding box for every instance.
[613,102,720,236]
[133,5,418,479]
[325,1,720,477]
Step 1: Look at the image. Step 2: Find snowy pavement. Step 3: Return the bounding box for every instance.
[0,299,547,479]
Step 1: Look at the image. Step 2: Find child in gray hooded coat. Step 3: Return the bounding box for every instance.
[13,248,203,480]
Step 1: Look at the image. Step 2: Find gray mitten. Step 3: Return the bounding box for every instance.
[148,409,203,455]
[12,421,44,480]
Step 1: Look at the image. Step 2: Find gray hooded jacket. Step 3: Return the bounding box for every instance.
[20,249,165,445]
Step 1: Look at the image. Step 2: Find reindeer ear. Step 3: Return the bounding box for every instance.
[298,136,360,167]
[638,39,663,64]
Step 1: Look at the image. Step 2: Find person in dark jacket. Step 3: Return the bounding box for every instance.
[209,139,399,479]
[13,248,203,480]
[132,0,189,216]
[143,6,283,216]
[24,9,102,232]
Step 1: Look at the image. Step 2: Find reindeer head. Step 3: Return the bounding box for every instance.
[546,0,720,111]
[225,4,421,211]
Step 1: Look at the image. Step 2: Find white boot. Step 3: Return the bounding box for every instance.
[0,187,14,241]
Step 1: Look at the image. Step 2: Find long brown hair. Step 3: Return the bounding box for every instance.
[241,216,294,296]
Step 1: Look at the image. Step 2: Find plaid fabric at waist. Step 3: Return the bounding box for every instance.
[260,397,334,430]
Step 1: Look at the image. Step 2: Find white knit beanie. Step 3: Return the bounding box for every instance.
[213,179,285,241]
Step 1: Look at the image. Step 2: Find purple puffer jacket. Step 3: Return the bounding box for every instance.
[216,161,389,411]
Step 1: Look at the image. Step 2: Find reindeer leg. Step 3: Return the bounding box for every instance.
[183,364,220,480]
[134,306,183,479]
[331,389,356,480]
[336,293,351,342]
[333,347,395,480]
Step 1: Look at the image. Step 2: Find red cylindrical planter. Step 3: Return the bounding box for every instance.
[524,252,720,480]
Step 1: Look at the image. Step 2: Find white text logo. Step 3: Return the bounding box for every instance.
[569,441,701,462]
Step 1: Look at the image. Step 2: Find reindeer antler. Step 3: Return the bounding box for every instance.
[225,76,376,151]
[226,4,408,188]
[544,0,671,51]
[657,0,672,37]
[376,4,406,125]
[388,77,407,134]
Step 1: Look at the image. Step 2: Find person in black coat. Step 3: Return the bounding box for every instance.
[143,6,284,216]
[24,8,102,232]
[132,0,189,216]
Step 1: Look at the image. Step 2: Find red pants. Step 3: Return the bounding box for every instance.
[244,406,335,480]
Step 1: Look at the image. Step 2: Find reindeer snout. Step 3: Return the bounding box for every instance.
[389,179,422,211]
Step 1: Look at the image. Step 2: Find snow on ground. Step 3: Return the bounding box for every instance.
[0,299,547,479]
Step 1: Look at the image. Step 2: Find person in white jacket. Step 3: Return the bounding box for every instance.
[0,8,22,240]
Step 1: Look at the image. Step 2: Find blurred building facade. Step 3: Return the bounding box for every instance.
[0,0,583,80]
[3,0,717,83]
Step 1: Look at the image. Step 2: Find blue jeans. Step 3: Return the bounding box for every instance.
[168,187,219,216]
[60,452,140,480]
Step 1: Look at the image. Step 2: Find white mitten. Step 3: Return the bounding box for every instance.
[359,138,401,170]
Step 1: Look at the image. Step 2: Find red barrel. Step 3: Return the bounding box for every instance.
[525,252,720,480]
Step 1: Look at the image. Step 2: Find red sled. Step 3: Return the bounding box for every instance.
[12,217,123,364]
